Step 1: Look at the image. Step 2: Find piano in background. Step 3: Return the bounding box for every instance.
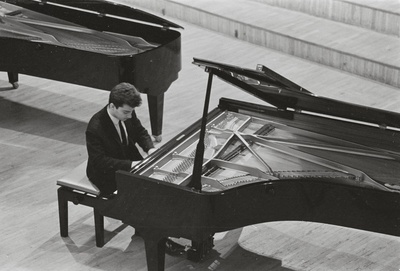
[58,58,400,271]
[0,0,182,141]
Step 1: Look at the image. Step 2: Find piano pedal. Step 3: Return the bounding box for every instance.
[187,236,214,262]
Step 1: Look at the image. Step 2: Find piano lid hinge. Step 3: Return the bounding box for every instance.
[379,123,387,130]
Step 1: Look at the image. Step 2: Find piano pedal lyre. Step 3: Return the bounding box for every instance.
[187,235,214,262]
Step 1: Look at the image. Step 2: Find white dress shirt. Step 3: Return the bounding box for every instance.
[107,107,128,143]
[106,107,157,168]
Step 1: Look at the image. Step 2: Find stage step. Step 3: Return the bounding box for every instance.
[252,0,400,37]
[121,0,399,88]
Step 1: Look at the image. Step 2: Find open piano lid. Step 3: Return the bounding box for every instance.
[4,0,183,29]
[192,58,400,129]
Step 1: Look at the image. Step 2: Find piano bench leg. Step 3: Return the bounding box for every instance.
[57,188,69,238]
[94,209,104,247]
[57,187,105,247]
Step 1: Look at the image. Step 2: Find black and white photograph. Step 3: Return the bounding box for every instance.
[1,0,399,270]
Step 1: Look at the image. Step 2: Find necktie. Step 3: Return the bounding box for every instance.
[118,121,127,145]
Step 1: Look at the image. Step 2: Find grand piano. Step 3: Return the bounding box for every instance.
[57,58,400,271]
[0,0,182,140]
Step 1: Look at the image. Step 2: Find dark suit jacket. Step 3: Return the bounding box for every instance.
[86,106,154,195]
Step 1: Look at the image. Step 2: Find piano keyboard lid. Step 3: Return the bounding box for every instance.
[192,58,400,129]
[4,0,184,29]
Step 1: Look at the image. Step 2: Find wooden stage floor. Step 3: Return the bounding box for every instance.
[0,3,400,271]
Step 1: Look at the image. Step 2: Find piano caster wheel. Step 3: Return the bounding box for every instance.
[11,82,19,89]
[153,135,162,142]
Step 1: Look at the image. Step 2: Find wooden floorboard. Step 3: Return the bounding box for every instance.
[343,0,400,13]
[252,0,400,37]
[145,0,400,87]
[1,2,400,271]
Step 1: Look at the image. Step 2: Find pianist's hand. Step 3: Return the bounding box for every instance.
[131,160,140,168]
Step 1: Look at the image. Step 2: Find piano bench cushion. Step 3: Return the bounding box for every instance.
[57,161,100,196]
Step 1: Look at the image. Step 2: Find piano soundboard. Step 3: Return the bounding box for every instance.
[138,109,399,193]
[0,1,157,55]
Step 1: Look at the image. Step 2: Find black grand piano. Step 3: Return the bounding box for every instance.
[57,58,400,271]
[0,0,182,140]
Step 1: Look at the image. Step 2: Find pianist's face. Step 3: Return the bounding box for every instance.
[109,103,134,122]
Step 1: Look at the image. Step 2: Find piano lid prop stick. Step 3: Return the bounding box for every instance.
[190,69,214,191]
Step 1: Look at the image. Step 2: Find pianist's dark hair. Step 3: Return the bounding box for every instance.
[109,82,142,108]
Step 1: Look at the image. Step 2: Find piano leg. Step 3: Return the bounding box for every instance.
[142,232,167,271]
[147,93,164,142]
[7,72,19,89]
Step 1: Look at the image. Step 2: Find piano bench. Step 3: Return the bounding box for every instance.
[56,161,105,247]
